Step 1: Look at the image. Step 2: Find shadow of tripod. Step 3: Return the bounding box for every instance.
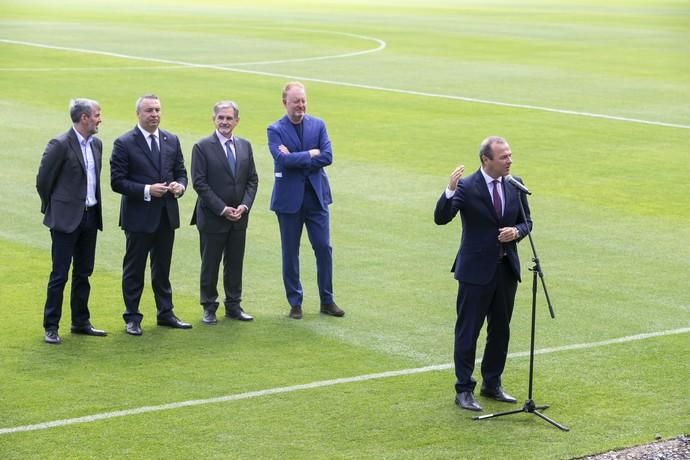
[473,178,569,431]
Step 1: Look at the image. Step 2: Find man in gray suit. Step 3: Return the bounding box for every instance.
[36,98,108,344]
[191,101,258,324]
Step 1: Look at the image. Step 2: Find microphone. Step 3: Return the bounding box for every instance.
[505,175,531,195]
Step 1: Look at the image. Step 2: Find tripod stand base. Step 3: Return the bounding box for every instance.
[472,399,569,431]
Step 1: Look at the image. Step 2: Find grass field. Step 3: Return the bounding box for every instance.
[1,0,689,458]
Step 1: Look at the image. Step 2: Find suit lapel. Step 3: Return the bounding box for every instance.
[280,115,302,151]
[233,138,247,177]
[67,130,86,173]
[159,130,169,174]
[301,116,314,149]
[474,171,498,223]
[133,127,160,171]
[92,139,102,179]
[211,135,234,176]
[502,178,520,223]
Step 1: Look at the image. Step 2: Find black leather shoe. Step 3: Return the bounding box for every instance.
[289,306,303,319]
[44,330,61,345]
[480,386,517,403]
[71,324,107,336]
[125,322,142,336]
[225,307,254,322]
[157,316,192,329]
[320,302,345,317]
[202,310,217,325]
[455,391,482,412]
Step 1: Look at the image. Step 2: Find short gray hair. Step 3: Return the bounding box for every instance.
[69,98,99,123]
[213,100,239,118]
[135,94,159,113]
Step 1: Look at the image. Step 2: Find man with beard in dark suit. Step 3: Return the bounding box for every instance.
[36,98,108,344]
[190,101,258,324]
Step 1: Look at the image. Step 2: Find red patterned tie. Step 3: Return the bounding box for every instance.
[492,180,502,218]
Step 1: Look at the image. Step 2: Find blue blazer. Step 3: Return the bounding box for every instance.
[434,169,532,285]
[267,114,332,213]
[110,126,187,233]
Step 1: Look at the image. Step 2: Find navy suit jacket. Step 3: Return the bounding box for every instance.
[267,114,332,213]
[36,128,103,233]
[434,169,532,285]
[110,126,187,233]
[190,133,258,232]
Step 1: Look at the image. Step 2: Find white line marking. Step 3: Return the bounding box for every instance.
[0,65,189,72]
[2,38,688,130]
[218,29,387,66]
[1,327,687,435]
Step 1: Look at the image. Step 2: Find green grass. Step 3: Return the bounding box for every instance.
[1,0,689,458]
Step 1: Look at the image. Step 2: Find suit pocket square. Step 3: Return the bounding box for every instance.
[275,172,283,178]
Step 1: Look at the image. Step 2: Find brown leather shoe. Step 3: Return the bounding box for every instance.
[320,302,345,317]
[455,391,482,411]
[289,306,303,319]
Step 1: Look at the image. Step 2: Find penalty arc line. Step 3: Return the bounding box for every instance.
[1,327,687,436]
[1,38,688,130]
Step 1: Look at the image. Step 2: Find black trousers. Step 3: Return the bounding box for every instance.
[198,227,246,313]
[121,212,175,323]
[454,260,518,393]
[43,208,98,331]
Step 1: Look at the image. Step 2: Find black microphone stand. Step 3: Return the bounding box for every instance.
[473,182,569,431]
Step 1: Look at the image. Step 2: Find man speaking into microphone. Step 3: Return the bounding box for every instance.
[434,135,532,412]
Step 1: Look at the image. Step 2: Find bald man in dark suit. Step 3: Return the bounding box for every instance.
[36,98,108,344]
[435,136,532,412]
[191,101,258,324]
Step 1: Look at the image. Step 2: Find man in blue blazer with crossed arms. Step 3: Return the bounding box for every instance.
[267,82,344,320]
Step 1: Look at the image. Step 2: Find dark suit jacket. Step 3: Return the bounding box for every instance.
[267,114,332,213]
[434,169,532,284]
[190,133,258,232]
[36,128,103,233]
[110,126,187,233]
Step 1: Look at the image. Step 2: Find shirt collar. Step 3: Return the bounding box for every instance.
[137,124,159,140]
[480,167,501,186]
[72,126,91,146]
[215,130,234,145]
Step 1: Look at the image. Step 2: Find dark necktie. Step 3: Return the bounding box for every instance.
[225,140,236,175]
[492,179,502,218]
[149,134,161,171]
